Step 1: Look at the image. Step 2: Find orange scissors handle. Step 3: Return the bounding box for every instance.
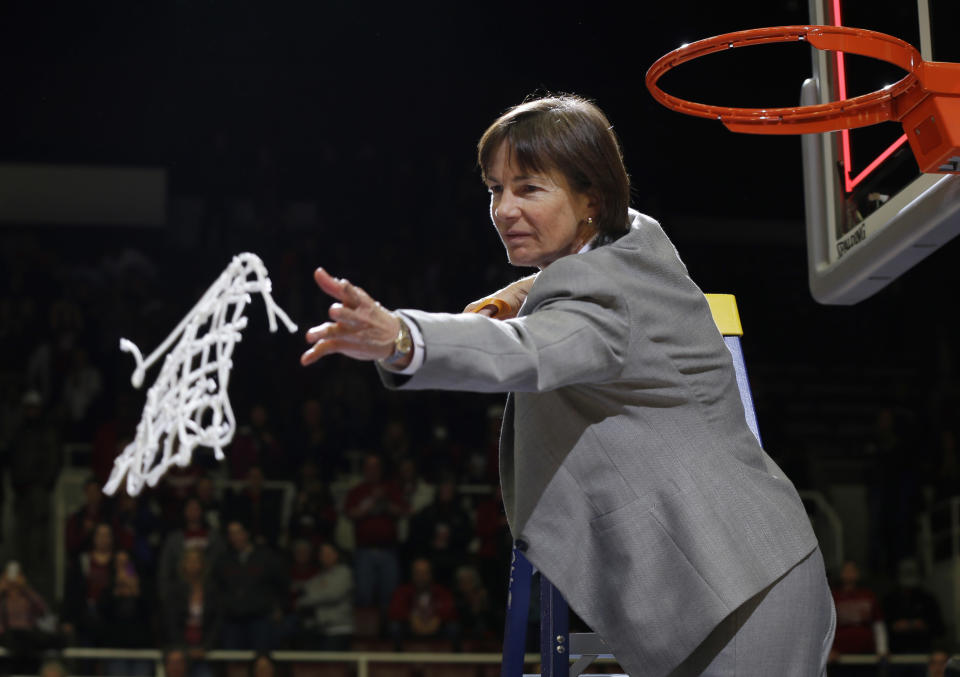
[470,297,512,317]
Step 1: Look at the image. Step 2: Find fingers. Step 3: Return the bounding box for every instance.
[328,303,367,328]
[301,322,354,365]
[313,268,345,300]
[300,337,341,366]
[305,321,339,344]
[313,268,370,309]
[476,304,499,317]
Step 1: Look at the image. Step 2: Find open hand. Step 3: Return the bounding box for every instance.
[300,268,400,366]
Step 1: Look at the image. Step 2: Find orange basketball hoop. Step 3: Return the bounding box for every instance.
[645,25,960,173]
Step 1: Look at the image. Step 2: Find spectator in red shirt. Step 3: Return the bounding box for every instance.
[831,560,888,663]
[229,404,286,480]
[344,454,407,611]
[388,558,457,645]
[62,522,116,646]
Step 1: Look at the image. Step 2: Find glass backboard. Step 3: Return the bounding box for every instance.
[803,0,960,304]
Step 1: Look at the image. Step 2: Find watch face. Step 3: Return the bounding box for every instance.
[397,333,413,354]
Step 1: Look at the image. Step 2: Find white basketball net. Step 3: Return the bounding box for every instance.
[104,253,298,496]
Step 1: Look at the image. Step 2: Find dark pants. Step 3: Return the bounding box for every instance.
[220,617,274,651]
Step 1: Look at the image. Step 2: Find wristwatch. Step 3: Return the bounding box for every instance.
[382,315,413,367]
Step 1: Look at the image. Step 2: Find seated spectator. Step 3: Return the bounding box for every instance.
[408,475,471,585]
[453,566,495,645]
[62,523,116,645]
[0,561,59,675]
[163,648,190,677]
[99,551,153,676]
[287,462,338,547]
[65,478,111,559]
[293,542,354,651]
[831,560,888,662]
[195,474,224,531]
[250,653,280,677]
[225,466,284,547]
[112,491,163,581]
[158,498,225,600]
[388,558,457,644]
[39,659,69,677]
[884,558,945,654]
[215,521,287,651]
[287,540,320,611]
[345,454,408,611]
[162,548,221,677]
[229,403,286,480]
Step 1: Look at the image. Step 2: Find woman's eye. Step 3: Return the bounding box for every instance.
[488,185,502,195]
[522,185,540,194]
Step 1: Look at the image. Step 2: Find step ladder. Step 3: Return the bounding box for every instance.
[500,294,758,677]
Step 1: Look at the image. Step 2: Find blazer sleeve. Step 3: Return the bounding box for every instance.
[378,254,630,394]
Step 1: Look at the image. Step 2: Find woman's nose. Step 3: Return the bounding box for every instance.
[496,190,521,219]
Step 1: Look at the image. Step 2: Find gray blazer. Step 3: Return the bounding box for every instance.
[380,210,817,676]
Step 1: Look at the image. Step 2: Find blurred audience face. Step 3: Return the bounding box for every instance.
[319,543,339,569]
[39,661,68,677]
[302,399,323,428]
[184,498,203,527]
[246,466,265,491]
[93,523,113,553]
[362,455,382,483]
[433,524,451,550]
[437,479,456,503]
[250,404,268,429]
[196,475,215,502]
[928,650,949,677]
[292,540,313,566]
[253,655,276,677]
[456,566,479,593]
[84,480,102,508]
[227,522,251,552]
[164,650,188,677]
[412,558,432,590]
[300,459,319,483]
[840,561,860,588]
[399,458,417,483]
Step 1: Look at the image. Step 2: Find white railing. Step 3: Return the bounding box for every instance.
[0,647,942,677]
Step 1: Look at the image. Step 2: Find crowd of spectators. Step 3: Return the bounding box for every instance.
[43,440,514,671]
